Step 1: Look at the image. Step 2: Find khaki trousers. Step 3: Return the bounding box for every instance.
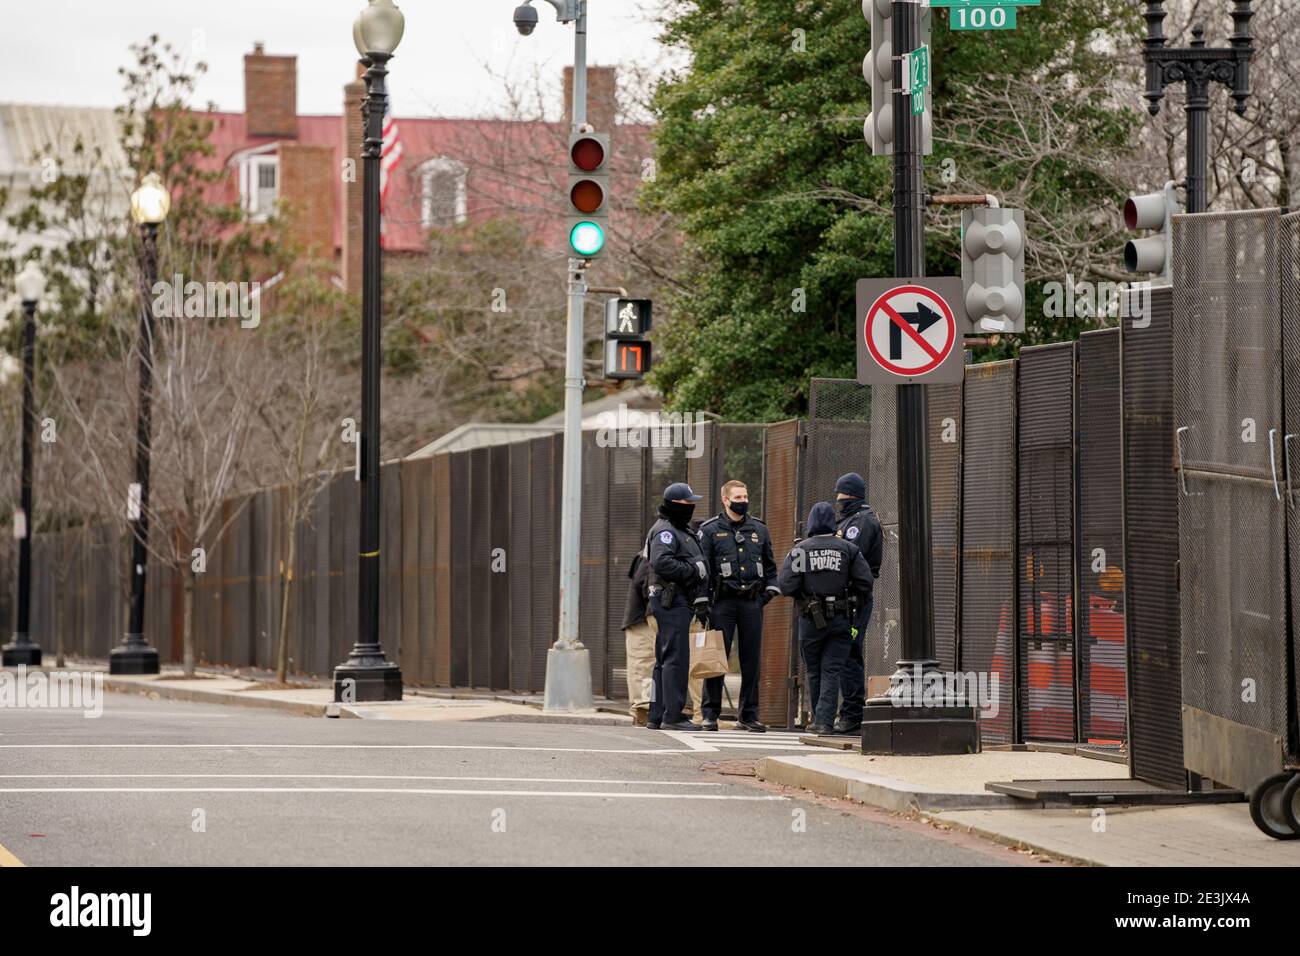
[625,615,702,717]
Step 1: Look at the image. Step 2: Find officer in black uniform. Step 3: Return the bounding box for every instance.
[778,501,874,735]
[698,480,780,733]
[646,482,711,732]
[832,472,883,735]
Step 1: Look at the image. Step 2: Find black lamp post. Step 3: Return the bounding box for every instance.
[109,172,169,676]
[3,261,47,667]
[1141,1,1254,214]
[333,0,405,703]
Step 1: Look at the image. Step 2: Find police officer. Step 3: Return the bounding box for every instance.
[778,501,874,735]
[832,472,883,735]
[646,482,711,732]
[698,480,780,733]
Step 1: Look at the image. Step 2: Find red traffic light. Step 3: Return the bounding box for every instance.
[570,179,605,214]
[571,136,606,172]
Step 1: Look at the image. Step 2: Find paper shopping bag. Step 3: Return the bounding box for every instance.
[689,628,728,679]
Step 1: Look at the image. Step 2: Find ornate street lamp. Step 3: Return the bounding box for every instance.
[334,0,405,702]
[109,172,170,675]
[3,261,47,666]
[1141,1,1254,214]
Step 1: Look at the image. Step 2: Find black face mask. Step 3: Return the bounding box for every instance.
[837,498,862,519]
[662,501,696,527]
[727,500,749,518]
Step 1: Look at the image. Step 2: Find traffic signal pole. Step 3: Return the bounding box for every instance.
[891,0,935,670]
[545,0,596,711]
[861,0,978,754]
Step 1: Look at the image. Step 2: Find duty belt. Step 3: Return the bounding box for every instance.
[802,594,854,630]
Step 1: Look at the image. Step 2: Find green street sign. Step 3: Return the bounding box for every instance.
[931,0,1038,7]
[904,43,929,115]
[949,4,1018,30]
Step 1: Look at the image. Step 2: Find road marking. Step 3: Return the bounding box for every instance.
[0,744,687,754]
[0,787,786,801]
[0,841,23,867]
[0,774,721,787]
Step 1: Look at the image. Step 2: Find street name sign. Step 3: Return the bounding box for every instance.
[857,278,966,385]
[930,0,1039,7]
[903,44,930,114]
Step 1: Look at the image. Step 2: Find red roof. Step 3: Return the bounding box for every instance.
[199,109,652,255]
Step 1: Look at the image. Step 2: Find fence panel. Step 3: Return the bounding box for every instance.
[400,458,424,682]
[760,420,799,727]
[1120,285,1185,787]
[866,385,899,680]
[605,445,644,700]
[1076,329,1127,743]
[1017,343,1077,743]
[449,450,473,686]
[380,462,403,666]
[509,441,534,691]
[1175,209,1289,790]
[581,434,610,698]
[433,453,452,684]
[529,435,558,692]
[929,382,963,673]
[489,444,511,691]
[469,448,492,688]
[1283,211,1300,763]
[961,361,1017,745]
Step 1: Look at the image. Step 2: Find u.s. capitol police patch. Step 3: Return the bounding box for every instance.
[846,526,860,540]
[659,530,674,545]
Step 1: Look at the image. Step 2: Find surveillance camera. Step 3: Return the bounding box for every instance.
[514,4,538,36]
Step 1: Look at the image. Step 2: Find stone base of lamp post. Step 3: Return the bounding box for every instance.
[109,638,160,675]
[542,644,594,713]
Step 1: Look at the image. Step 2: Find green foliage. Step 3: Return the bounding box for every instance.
[646,0,1143,419]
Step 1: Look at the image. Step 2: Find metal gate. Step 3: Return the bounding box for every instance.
[1075,329,1128,743]
[1174,208,1290,791]
[1017,343,1077,742]
[866,385,899,681]
[961,361,1017,744]
[1283,211,1300,764]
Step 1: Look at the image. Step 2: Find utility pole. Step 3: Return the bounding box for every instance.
[514,0,596,711]
[1140,1,1254,214]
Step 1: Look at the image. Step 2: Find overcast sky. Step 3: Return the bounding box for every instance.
[0,0,671,118]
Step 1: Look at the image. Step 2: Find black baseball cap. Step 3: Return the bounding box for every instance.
[662,482,703,503]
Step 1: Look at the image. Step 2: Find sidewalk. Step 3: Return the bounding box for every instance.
[756,750,1300,867]
[79,664,633,725]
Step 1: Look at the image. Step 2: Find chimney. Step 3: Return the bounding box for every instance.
[563,66,617,133]
[245,43,298,139]
[342,62,367,297]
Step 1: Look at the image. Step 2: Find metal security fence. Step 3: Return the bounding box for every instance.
[1120,285,1186,789]
[1174,208,1294,791]
[1017,343,1077,743]
[1076,329,1127,743]
[960,361,1018,745]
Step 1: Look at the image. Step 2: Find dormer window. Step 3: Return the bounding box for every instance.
[232,145,280,222]
[420,157,467,230]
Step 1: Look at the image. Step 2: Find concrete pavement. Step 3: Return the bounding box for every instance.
[0,690,1041,867]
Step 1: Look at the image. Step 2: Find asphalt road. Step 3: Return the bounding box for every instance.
[0,692,1037,866]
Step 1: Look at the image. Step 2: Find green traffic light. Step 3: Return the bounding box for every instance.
[569,220,605,257]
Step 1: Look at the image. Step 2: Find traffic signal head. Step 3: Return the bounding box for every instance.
[962,207,1025,333]
[1123,181,1179,277]
[568,131,609,259]
[862,0,932,157]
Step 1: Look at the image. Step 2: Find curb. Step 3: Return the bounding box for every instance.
[754,754,1032,813]
[103,678,333,718]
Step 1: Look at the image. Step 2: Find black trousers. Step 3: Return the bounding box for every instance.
[649,596,692,725]
[837,593,874,725]
[801,613,852,727]
[701,594,763,722]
